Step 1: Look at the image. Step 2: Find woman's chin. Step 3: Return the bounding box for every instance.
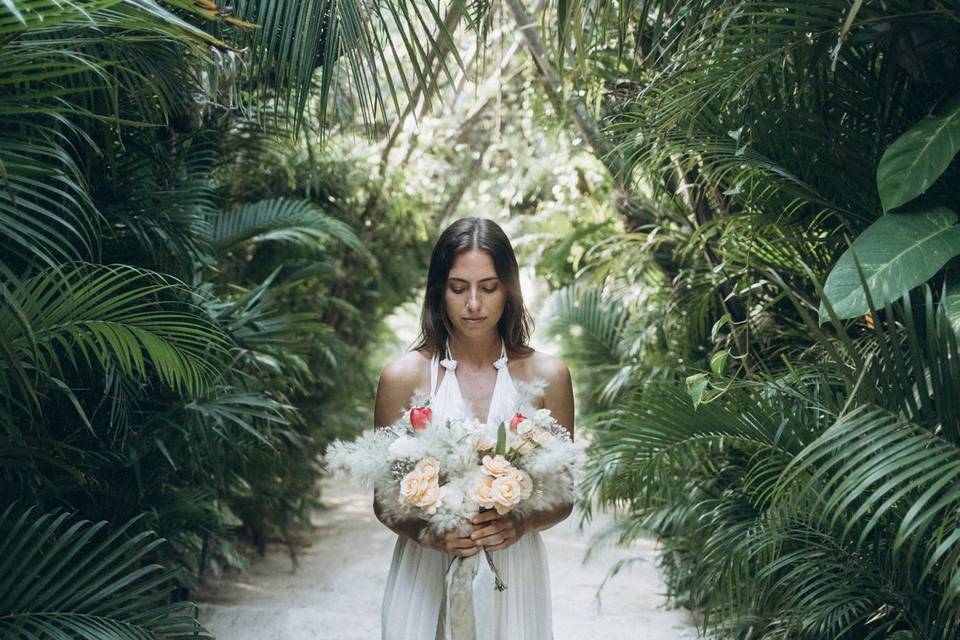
[459,321,490,333]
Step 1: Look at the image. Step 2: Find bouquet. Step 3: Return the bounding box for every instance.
[324,398,583,592]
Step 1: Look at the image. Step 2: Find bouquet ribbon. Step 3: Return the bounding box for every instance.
[437,551,497,640]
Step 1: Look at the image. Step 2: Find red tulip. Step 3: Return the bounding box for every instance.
[508,412,526,433]
[409,405,432,431]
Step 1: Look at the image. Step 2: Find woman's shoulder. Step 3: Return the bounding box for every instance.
[378,347,434,396]
[510,347,570,386]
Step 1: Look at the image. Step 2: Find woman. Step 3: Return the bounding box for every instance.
[372,217,576,639]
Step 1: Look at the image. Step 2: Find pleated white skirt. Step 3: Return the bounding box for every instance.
[381,533,553,640]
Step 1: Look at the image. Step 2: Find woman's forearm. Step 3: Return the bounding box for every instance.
[520,501,573,536]
[374,490,427,542]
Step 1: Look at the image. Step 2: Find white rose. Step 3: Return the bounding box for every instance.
[416,481,443,515]
[462,417,485,434]
[533,408,553,427]
[415,457,440,481]
[490,475,524,514]
[531,427,553,447]
[516,418,535,437]
[482,454,513,477]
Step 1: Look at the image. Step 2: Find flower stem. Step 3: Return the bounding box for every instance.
[483,547,507,591]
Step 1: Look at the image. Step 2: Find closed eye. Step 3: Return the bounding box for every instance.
[450,286,499,294]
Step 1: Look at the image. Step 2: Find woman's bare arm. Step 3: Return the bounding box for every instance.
[372,353,428,541]
[518,355,576,536]
[371,353,477,556]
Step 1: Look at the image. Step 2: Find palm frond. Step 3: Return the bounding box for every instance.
[0,504,211,638]
[208,197,366,257]
[543,282,634,409]
[1,263,231,405]
[776,405,960,620]
[229,0,467,131]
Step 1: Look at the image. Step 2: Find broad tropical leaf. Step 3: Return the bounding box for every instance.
[877,92,960,212]
[820,207,960,321]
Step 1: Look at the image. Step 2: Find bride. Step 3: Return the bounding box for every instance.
[372,217,575,639]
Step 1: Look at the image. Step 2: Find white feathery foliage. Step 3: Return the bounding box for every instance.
[323,394,586,537]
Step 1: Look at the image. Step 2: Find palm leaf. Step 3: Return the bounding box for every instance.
[543,282,634,409]
[0,263,231,404]
[229,0,466,131]
[208,197,366,256]
[0,504,211,638]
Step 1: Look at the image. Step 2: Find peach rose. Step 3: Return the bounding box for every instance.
[415,457,440,481]
[399,469,443,513]
[416,481,443,515]
[482,454,513,477]
[491,474,524,514]
[473,475,496,510]
[506,467,533,499]
[472,434,496,452]
[399,470,427,511]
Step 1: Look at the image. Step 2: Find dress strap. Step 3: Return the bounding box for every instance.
[429,351,439,398]
[494,337,508,370]
[443,336,507,370]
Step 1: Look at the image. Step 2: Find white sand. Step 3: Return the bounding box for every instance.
[196,475,698,639]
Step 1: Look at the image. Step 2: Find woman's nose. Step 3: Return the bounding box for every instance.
[466,290,480,309]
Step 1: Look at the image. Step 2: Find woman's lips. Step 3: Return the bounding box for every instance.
[464,318,486,323]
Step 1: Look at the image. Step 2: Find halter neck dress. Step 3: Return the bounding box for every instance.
[380,338,553,640]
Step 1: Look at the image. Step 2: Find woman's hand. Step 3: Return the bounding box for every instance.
[443,528,482,557]
[469,509,523,552]
[418,525,480,557]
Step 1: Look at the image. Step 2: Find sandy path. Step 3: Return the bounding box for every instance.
[195,474,698,639]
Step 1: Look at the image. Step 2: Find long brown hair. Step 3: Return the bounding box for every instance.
[410,217,534,359]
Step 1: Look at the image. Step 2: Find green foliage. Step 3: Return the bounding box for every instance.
[209,198,367,257]
[1,0,440,625]
[4,263,230,399]
[0,504,210,639]
[533,1,960,637]
[877,93,960,213]
[821,208,960,321]
[563,273,960,637]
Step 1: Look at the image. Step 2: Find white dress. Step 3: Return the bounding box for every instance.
[380,338,553,640]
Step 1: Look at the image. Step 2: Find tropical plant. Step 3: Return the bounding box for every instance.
[524,2,960,637]
[1,0,450,626]
[0,503,210,639]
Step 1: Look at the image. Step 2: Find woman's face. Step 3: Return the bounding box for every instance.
[444,249,507,337]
